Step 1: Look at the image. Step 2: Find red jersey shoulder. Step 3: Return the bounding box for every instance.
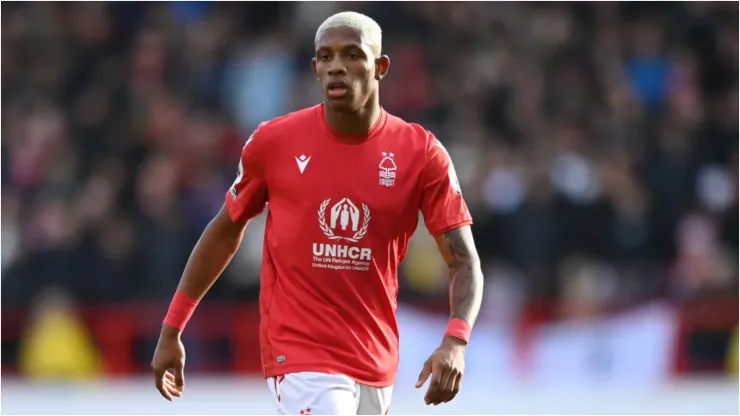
[249,105,319,148]
[244,107,315,154]
[382,111,433,154]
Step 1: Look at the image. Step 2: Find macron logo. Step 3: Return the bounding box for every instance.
[296,155,311,174]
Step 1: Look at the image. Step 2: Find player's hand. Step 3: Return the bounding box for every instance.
[151,325,186,401]
[415,336,466,406]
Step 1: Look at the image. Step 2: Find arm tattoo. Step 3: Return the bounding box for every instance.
[436,226,484,326]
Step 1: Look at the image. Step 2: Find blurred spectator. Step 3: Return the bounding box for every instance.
[18,286,103,380]
[728,328,739,375]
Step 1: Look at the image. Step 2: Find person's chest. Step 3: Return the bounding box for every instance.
[264,132,425,240]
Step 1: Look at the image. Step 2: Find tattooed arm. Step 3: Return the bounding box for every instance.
[415,225,483,406]
[435,225,484,328]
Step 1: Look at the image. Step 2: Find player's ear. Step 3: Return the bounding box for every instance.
[375,55,390,81]
[311,57,319,80]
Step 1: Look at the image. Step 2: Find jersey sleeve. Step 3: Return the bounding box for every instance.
[420,133,473,237]
[224,125,269,223]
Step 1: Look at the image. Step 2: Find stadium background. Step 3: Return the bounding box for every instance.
[1,1,738,414]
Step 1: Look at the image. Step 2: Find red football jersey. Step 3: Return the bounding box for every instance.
[224,104,472,387]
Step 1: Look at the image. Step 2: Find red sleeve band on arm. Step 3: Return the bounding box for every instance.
[444,318,472,344]
[163,290,199,331]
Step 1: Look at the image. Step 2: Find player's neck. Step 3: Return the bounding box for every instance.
[323,96,381,137]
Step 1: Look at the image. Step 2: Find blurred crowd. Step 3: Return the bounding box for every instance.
[2,2,738,318]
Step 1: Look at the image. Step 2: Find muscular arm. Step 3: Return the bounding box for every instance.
[177,205,248,298]
[435,225,484,329]
[417,225,482,404]
[162,205,248,336]
[153,204,250,400]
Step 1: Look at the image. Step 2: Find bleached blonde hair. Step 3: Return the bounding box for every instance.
[314,11,382,58]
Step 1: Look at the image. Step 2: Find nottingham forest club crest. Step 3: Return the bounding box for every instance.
[312,197,373,272]
[379,152,397,187]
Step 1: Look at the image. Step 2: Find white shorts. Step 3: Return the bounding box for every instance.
[266,372,393,415]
